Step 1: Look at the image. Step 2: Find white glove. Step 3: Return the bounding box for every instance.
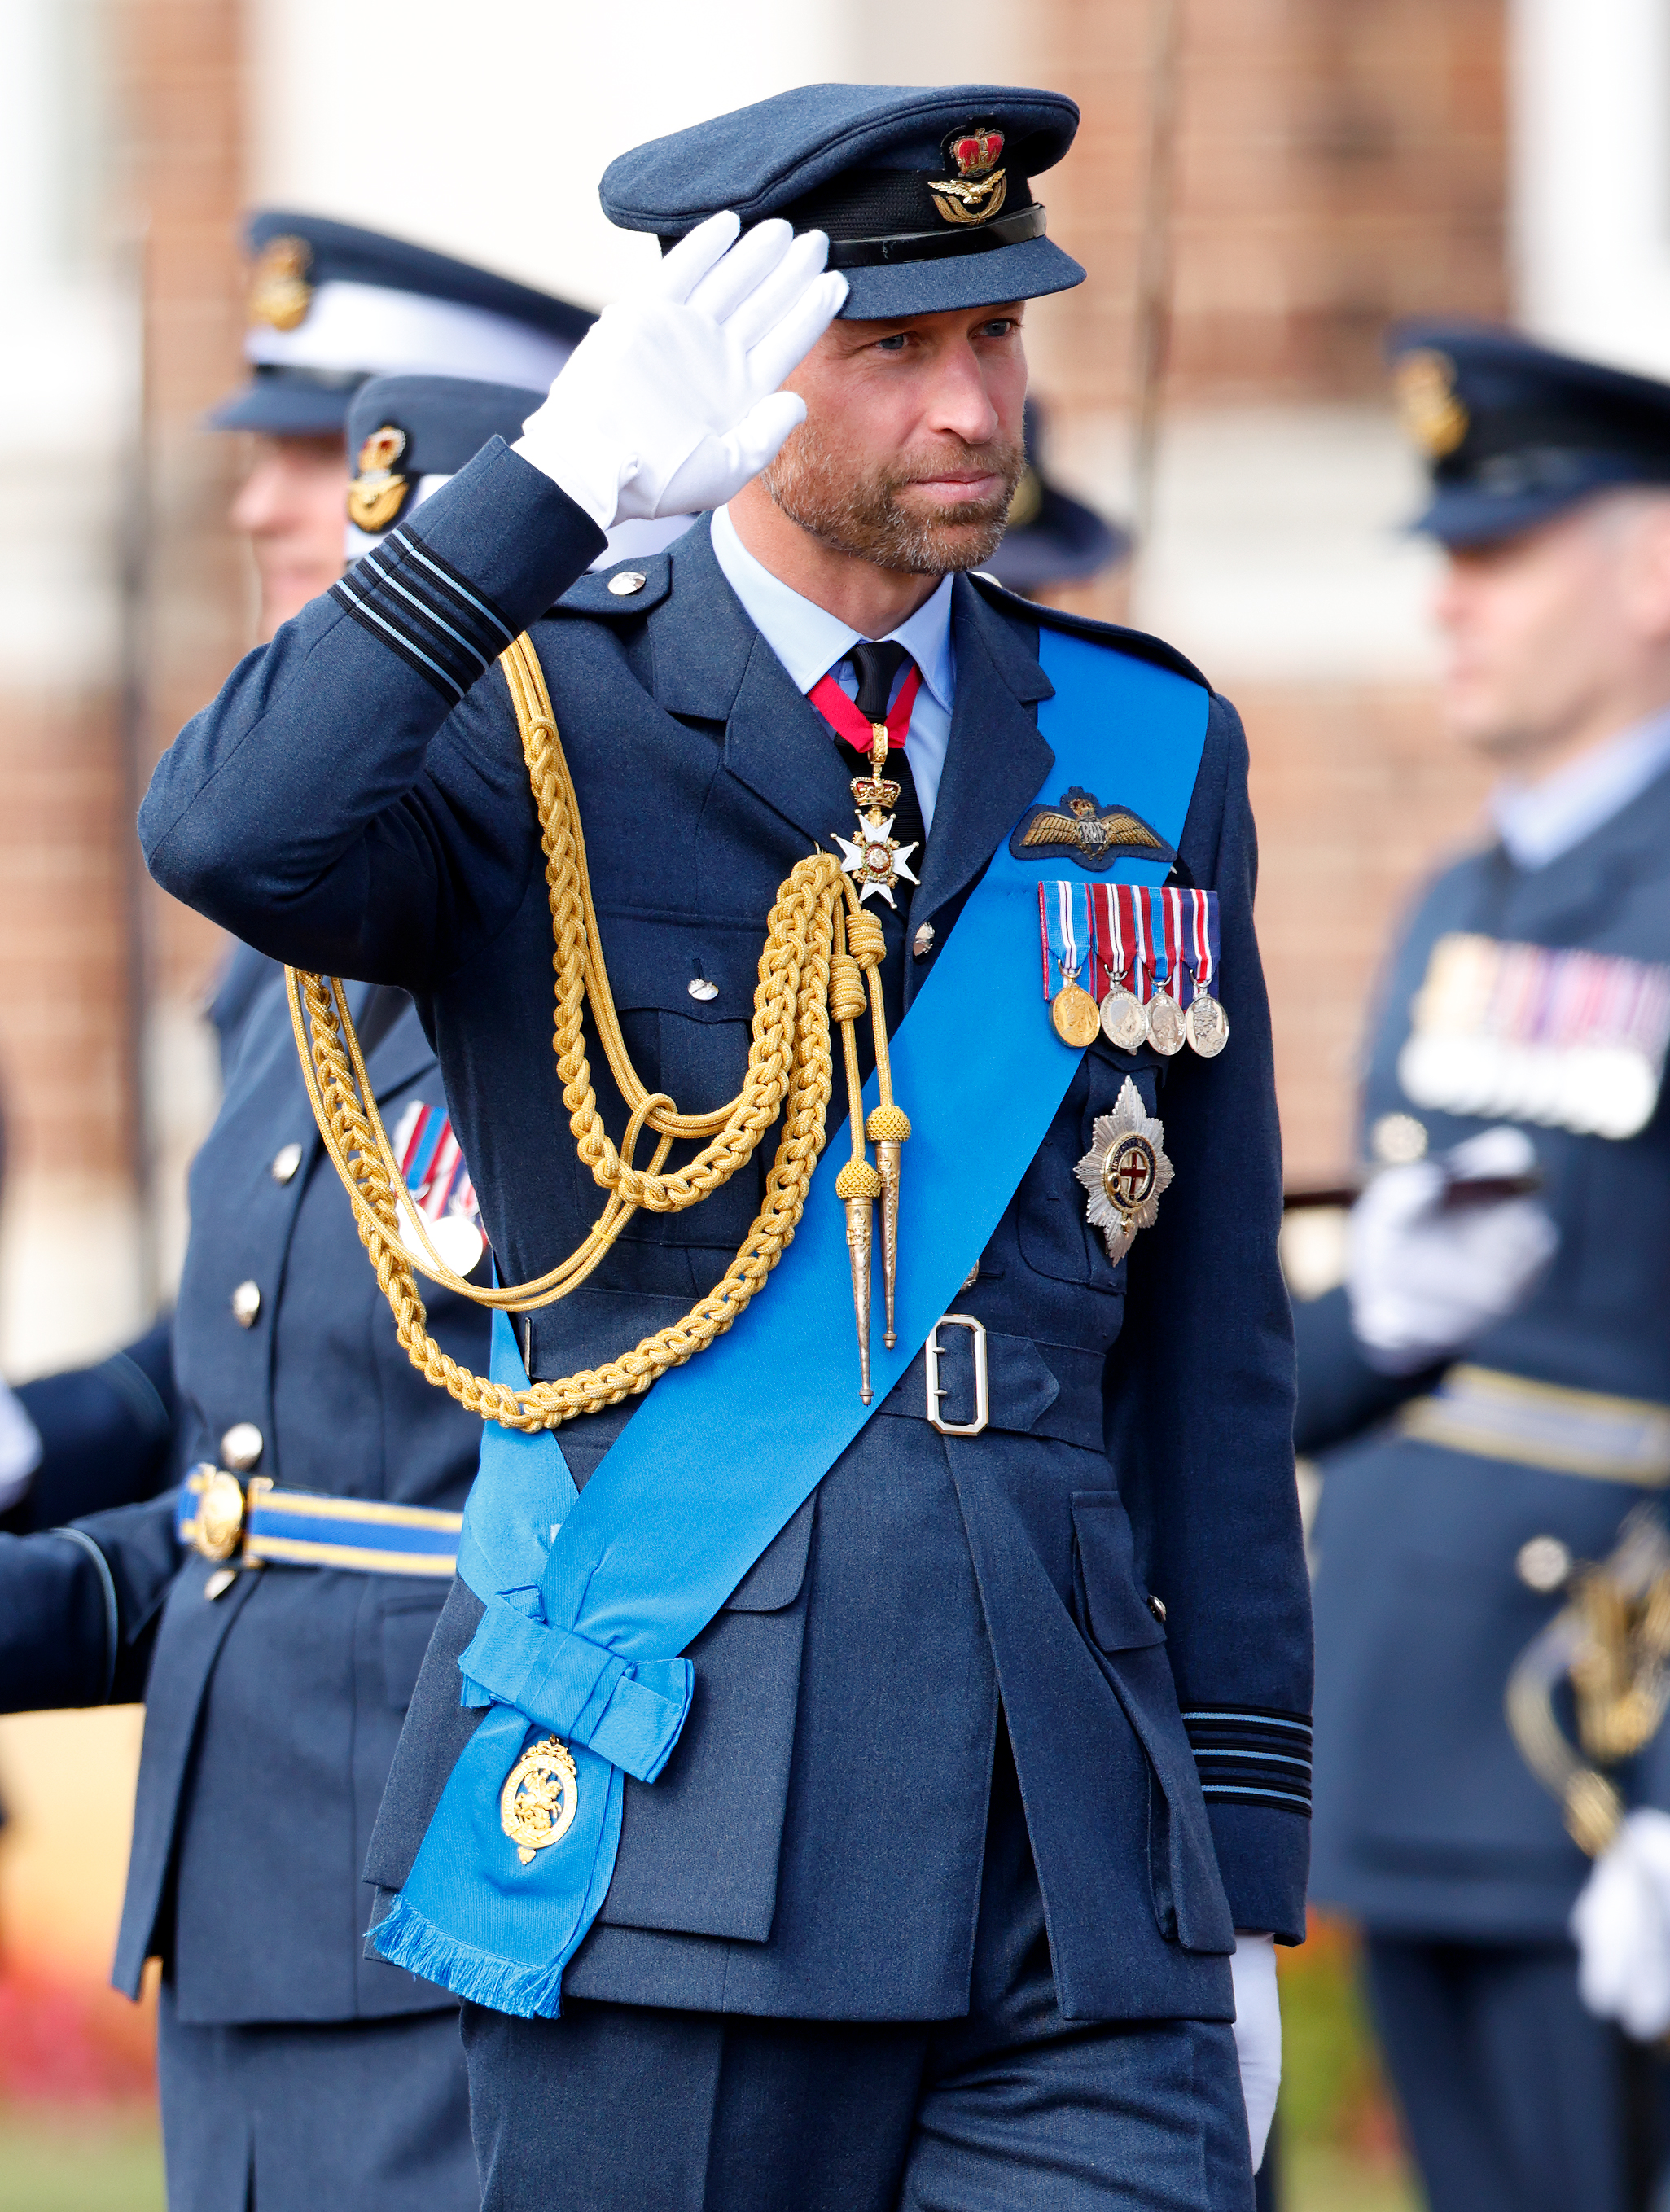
[515,211,847,532]
[1230,1931,1281,2173]
[1347,1125,1557,1373]
[1572,1808,1670,2039]
[0,1374,42,1513]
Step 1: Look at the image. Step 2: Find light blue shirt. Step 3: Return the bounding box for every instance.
[1492,704,1670,870]
[711,502,957,831]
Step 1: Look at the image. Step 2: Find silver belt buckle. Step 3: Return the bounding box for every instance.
[926,1313,989,1437]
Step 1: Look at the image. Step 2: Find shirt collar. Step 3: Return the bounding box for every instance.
[711,502,955,713]
[1492,703,1670,871]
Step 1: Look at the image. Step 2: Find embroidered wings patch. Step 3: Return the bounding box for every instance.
[1008,786,1176,874]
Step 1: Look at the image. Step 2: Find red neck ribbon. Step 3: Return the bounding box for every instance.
[807,661,923,753]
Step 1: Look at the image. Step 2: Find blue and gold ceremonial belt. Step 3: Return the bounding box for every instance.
[1400,1365,1670,1487]
[176,1464,460,1575]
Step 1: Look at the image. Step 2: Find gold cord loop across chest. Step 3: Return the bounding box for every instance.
[284,633,907,1430]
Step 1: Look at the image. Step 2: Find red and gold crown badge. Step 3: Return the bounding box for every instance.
[347,425,410,534]
[930,124,1009,226]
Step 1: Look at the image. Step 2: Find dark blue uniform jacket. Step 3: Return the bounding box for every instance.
[1300,766,1670,1939]
[0,953,489,2025]
[138,440,1311,2024]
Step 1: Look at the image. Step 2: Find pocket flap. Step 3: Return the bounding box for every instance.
[723,1495,815,1613]
[1072,1492,1166,1651]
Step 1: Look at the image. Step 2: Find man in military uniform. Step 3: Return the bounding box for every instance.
[142,85,1308,2208]
[1299,326,1670,2212]
[0,319,586,2206]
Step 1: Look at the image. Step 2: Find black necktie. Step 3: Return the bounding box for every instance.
[842,640,927,878]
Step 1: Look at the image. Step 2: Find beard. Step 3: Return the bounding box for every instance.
[760,414,1025,575]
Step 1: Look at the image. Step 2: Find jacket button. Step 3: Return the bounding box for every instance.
[230,1281,261,1328]
[270,1142,303,1184]
[687,977,719,1001]
[221,1421,263,1472]
[607,570,647,597]
[913,923,935,959]
[1516,1535,1572,1592]
[1147,1593,1168,1623]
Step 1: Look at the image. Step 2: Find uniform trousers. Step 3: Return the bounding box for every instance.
[1365,1934,1663,2212]
[156,1987,478,2211]
[462,1726,1254,2212]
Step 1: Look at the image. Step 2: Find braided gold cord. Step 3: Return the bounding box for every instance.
[284,632,887,1431]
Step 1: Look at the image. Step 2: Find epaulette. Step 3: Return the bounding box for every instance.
[548,548,676,620]
[966,571,1211,694]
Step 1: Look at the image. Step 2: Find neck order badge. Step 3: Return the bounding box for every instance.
[371,629,1209,2017]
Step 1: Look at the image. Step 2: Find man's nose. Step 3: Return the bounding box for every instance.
[926,344,1003,445]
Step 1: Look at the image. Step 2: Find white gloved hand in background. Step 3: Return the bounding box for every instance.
[515,210,847,532]
[1347,1125,1557,1373]
[1230,1931,1282,2173]
[1572,1808,1670,2039]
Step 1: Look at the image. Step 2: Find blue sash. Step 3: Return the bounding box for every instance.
[372,629,1210,2015]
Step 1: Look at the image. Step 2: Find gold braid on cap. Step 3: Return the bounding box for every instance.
[284,633,906,1429]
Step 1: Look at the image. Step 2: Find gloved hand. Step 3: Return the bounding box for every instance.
[1572,1808,1670,2039]
[515,210,847,532]
[1230,1931,1281,2173]
[1347,1125,1557,1373]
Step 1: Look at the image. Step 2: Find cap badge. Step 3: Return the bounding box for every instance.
[248,234,313,333]
[1010,786,1173,873]
[348,426,410,534]
[1394,348,1469,459]
[930,124,1008,226]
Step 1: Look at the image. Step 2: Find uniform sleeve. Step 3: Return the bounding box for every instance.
[139,439,607,992]
[0,1492,181,1712]
[1292,1286,1440,1457]
[1105,693,1313,1943]
[4,1318,178,1534]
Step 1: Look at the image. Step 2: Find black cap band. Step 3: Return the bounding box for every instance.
[823,202,1047,269]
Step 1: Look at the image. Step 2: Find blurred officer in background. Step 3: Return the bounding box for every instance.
[0,258,585,2205]
[984,395,1129,600]
[1300,326,1670,2212]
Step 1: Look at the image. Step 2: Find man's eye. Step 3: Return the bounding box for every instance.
[980,319,1017,339]
[874,334,909,353]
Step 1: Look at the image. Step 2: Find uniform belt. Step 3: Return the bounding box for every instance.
[877,1319,1107,1451]
[1400,1364,1670,1487]
[176,1465,462,1575]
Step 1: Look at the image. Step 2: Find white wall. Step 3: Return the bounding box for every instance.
[1512,0,1670,374]
[248,0,1019,312]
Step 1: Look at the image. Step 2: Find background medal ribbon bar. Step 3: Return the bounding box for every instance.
[1400,930,1670,1140]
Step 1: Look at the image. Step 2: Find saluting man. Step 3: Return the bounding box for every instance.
[1300,327,1670,2212]
[142,87,1310,2209]
[0,234,590,2207]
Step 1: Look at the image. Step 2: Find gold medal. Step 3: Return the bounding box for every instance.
[1075,1078,1175,1263]
[1052,982,1101,1049]
[1186,988,1229,1058]
[1146,988,1186,1056]
[500,1734,579,1865]
[1099,985,1147,1052]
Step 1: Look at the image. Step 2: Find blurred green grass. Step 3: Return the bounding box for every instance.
[1278,1913,1422,2212]
[0,2107,163,2212]
[0,1916,1415,2211]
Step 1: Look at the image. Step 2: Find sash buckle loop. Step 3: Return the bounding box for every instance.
[926,1313,990,1437]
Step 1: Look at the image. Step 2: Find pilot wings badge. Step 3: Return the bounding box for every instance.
[1009,787,1175,874]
